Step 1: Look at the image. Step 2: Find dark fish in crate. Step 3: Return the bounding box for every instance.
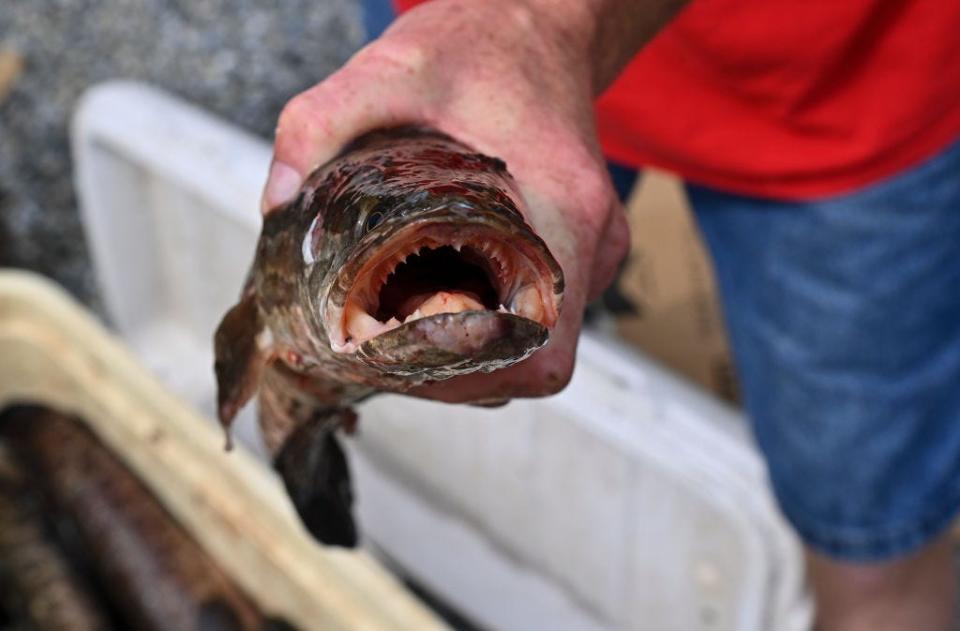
[0,405,292,631]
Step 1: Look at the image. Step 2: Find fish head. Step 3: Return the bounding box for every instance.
[305,130,564,381]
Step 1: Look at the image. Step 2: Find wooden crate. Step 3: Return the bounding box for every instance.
[0,270,446,631]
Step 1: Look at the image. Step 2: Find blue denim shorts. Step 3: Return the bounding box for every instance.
[683,140,960,561]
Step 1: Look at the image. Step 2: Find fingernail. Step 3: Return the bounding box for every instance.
[469,398,511,408]
[262,160,302,214]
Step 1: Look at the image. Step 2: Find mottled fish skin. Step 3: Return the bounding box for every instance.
[0,406,278,631]
[214,127,564,546]
[0,441,111,631]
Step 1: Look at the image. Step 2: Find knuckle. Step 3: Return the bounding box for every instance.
[535,356,575,396]
[609,210,631,255]
[276,92,316,137]
[353,36,431,78]
[579,170,615,210]
[497,1,536,35]
[571,173,617,237]
[542,370,573,395]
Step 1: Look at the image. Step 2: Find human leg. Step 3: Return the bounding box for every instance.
[807,532,955,631]
[686,139,960,629]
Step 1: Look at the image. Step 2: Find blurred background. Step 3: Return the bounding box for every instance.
[0,2,817,630]
[0,0,361,306]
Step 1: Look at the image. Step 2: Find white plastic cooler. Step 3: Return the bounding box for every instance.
[73,81,812,631]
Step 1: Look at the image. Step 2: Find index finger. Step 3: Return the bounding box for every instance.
[263,46,429,213]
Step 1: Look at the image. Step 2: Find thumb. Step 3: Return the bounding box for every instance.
[262,46,428,213]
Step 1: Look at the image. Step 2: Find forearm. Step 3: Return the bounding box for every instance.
[522,0,689,94]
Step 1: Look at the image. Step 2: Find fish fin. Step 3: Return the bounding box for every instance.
[213,289,270,444]
[261,618,300,631]
[258,365,358,547]
[196,598,242,631]
[273,409,358,547]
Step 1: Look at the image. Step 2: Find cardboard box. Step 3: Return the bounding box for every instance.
[614,170,740,403]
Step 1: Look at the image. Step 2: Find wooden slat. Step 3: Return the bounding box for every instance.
[0,271,447,631]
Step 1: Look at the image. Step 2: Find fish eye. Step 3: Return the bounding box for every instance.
[365,210,385,232]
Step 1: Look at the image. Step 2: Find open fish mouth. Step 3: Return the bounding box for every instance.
[324,210,563,365]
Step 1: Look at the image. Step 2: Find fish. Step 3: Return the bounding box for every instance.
[0,405,286,631]
[0,439,110,631]
[214,127,564,547]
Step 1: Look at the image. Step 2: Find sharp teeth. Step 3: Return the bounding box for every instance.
[403,308,424,324]
[344,302,405,345]
[345,303,387,340]
[512,285,544,322]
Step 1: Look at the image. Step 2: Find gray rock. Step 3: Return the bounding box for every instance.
[0,0,363,309]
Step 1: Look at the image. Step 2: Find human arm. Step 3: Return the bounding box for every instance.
[264,0,688,401]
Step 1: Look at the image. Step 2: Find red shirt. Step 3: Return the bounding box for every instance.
[395,0,960,199]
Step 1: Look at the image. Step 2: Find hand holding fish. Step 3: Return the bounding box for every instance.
[262,0,632,403]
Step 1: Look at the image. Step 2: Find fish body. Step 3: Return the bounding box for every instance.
[0,440,109,631]
[214,128,563,546]
[0,406,272,631]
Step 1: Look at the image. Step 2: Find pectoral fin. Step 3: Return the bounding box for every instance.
[257,365,359,547]
[213,290,270,440]
[274,410,357,547]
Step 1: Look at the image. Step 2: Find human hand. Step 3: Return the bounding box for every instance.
[264,0,629,402]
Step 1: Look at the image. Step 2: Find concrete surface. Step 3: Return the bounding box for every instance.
[0,0,363,307]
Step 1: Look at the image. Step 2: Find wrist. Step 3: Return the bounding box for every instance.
[509,0,597,86]
[516,0,688,94]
